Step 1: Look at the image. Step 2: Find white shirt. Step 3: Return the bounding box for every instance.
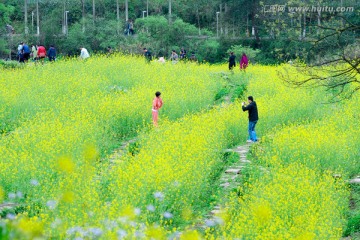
[80,48,90,59]
[158,57,165,63]
[17,44,23,53]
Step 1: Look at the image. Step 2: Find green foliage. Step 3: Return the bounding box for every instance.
[196,39,220,62]
[231,84,247,102]
[58,22,91,55]
[0,0,359,65]
[226,45,260,63]
[0,39,9,56]
[215,87,230,101]
[222,151,239,165]
[0,59,24,69]
[128,141,140,156]
[345,213,360,236]
[344,184,360,237]
[0,3,15,25]
[0,3,15,56]
[136,16,200,56]
[214,72,249,103]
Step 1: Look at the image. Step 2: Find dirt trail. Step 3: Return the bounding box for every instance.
[196,142,254,230]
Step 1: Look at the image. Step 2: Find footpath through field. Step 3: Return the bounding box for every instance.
[196,142,254,230]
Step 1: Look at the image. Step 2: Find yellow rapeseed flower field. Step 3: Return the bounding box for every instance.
[0,55,358,239]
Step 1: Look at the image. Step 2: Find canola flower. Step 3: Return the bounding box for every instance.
[0,54,230,238]
[210,164,348,239]
[257,93,360,176]
[0,56,357,239]
[209,64,357,239]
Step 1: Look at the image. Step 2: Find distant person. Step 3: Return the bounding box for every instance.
[129,20,134,35]
[228,52,236,70]
[47,45,56,62]
[189,52,197,62]
[17,42,23,62]
[170,50,178,64]
[80,47,90,60]
[240,52,249,71]
[182,47,187,56]
[18,51,25,63]
[158,57,166,63]
[180,50,185,60]
[37,45,46,64]
[22,43,31,62]
[124,20,130,35]
[152,91,163,127]
[143,48,152,63]
[242,96,259,143]
[180,47,187,60]
[31,45,38,61]
[106,46,113,57]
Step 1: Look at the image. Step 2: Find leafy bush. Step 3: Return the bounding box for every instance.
[226,45,261,63]
[136,16,213,58]
[214,87,230,101]
[0,60,24,69]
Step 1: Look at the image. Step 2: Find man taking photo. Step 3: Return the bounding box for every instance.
[242,96,259,143]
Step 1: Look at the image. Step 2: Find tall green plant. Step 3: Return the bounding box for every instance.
[226,45,261,63]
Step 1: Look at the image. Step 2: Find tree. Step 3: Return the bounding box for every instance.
[135,16,200,56]
[0,3,15,25]
[116,0,120,33]
[1,0,358,65]
[92,0,95,24]
[125,0,128,21]
[81,0,85,32]
[0,3,15,58]
[281,15,360,101]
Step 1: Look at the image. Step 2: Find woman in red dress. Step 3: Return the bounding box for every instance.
[240,53,249,71]
[152,91,163,127]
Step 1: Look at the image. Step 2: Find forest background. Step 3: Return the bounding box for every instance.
[0,0,359,63]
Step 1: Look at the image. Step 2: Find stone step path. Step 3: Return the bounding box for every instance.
[108,138,137,164]
[197,142,254,230]
[349,176,360,184]
[0,203,18,213]
[93,138,137,182]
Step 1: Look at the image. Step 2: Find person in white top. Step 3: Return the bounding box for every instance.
[158,56,165,63]
[80,47,90,59]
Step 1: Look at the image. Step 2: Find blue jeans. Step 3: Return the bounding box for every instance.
[248,121,258,141]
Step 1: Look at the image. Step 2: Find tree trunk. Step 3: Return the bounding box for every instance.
[36,0,40,35]
[8,34,13,60]
[63,1,66,34]
[341,0,344,27]
[232,0,235,37]
[81,0,85,32]
[125,0,128,21]
[299,14,302,40]
[24,0,28,34]
[168,0,172,24]
[197,8,201,35]
[92,0,95,24]
[116,0,120,34]
[219,3,223,35]
[224,3,228,36]
[303,13,306,39]
[251,0,259,45]
[246,13,249,37]
[317,9,321,35]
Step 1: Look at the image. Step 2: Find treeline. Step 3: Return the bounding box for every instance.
[0,0,359,63]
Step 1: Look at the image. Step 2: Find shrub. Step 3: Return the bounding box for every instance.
[226,45,261,63]
[0,60,24,69]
